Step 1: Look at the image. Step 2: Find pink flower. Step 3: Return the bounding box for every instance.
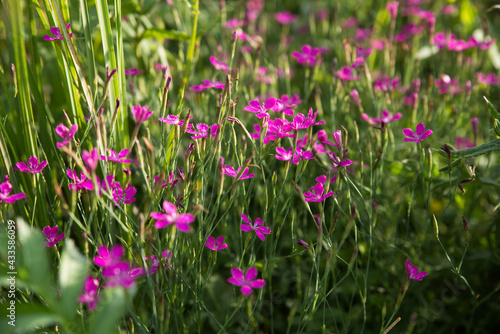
[210,56,229,72]
[224,165,255,180]
[402,123,433,143]
[143,250,172,275]
[292,148,314,164]
[67,169,94,191]
[94,245,125,268]
[240,213,271,241]
[151,201,195,232]
[455,137,475,150]
[350,90,361,107]
[275,147,293,161]
[102,262,143,288]
[244,98,276,119]
[275,11,298,25]
[124,68,144,76]
[43,24,73,41]
[405,259,428,281]
[271,99,294,116]
[476,73,500,85]
[112,183,136,205]
[303,180,334,202]
[131,104,154,124]
[82,148,99,172]
[189,80,225,92]
[0,179,27,204]
[227,267,266,295]
[336,67,360,81]
[361,110,402,125]
[78,275,100,310]
[386,1,399,19]
[328,151,353,168]
[226,18,245,28]
[42,226,65,247]
[55,123,78,148]
[186,123,218,139]
[100,148,132,163]
[205,236,228,251]
[154,172,179,189]
[14,156,48,174]
[158,114,193,127]
[291,45,321,67]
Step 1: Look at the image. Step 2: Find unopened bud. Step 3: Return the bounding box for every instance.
[297,239,310,251]
[432,214,439,239]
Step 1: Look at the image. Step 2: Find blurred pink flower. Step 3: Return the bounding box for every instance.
[361,110,402,125]
[55,123,78,148]
[131,104,154,124]
[100,148,132,163]
[151,201,195,232]
[67,169,94,191]
[205,236,228,251]
[275,11,298,25]
[82,148,99,172]
[0,179,27,204]
[43,24,73,41]
[224,165,255,180]
[78,275,100,310]
[210,56,229,71]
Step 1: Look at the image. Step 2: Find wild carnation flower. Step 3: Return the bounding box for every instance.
[78,275,100,310]
[100,148,132,163]
[275,147,293,161]
[42,226,65,247]
[55,123,78,148]
[14,156,48,174]
[189,80,225,92]
[210,56,229,71]
[386,2,399,19]
[158,114,193,127]
[336,67,360,81]
[151,201,195,232]
[0,179,27,204]
[186,123,218,139]
[240,213,271,241]
[291,45,322,67]
[82,148,99,172]
[205,236,228,251]
[292,148,314,164]
[303,180,334,202]
[227,267,266,295]
[244,98,276,119]
[402,123,433,143]
[405,259,428,281]
[94,245,125,268]
[271,99,295,116]
[112,184,137,206]
[275,11,298,25]
[43,24,73,41]
[361,110,402,125]
[67,169,94,191]
[224,165,255,180]
[124,68,144,76]
[102,262,143,289]
[143,250,173,276]
[131,104,154,124]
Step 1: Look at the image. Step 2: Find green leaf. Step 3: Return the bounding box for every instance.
[57,239,89,320]
[16,219,54,305]
[142,29,190,41]
[89,288,130,334]
[484,96,500,121]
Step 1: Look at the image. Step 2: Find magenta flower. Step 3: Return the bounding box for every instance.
[373,76,400,93]
[186,123,218,139]
[405,259,428,281]
[189,80,225,92]
[224,165,255,180]
[291,45,321,67]
[402,123,433,143]
[131,104,154,124]
[275,147,293,162]
[0,179,27,204]
[240,213,271,241]
[158,114,193,127]
[476,73,500,85]
[151,201,195,232]
[328,151,353,168]
[350,89,361,107]
[102,262,143,289]
[143,250,172,276]
[124,68,144,76]
[455,137,475,150]
[227,267,266,295]
[112,184,136,205]
[244,98,276,119]
[154,172,179,189]
[210,56,229,71]
[43,23,73,41]
[94,245,125,268]
[271,99,295,116]
[78,275,100,310]
[100,148,132,163]
[386,1,399,19]
[14,156,48,174]
[336,67,360,81]
[42,226,65,247]
[275,11,298,25]
[67,169,94,191]
[361,110,402,125]
[226,18,245,28]
[292,148,314,164]
[304,181,334,202]
[82,148,99,172]
[205,236,228,251]
[55,123,78,148]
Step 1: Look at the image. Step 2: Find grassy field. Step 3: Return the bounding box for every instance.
[1,0,500,333]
